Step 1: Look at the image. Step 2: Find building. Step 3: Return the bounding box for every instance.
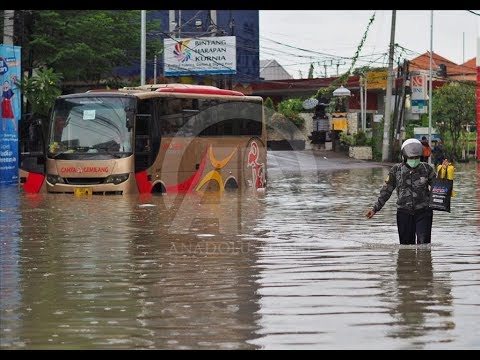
[260,59,293,80]
[113,10,260,89]
[408,51,477,82]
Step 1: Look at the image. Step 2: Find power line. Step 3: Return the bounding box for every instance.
[466,10,480,16]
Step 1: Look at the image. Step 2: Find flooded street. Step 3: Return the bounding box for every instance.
[1,150,479,349]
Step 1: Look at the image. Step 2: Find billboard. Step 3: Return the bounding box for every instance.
[164,36,236,76]
[0,45,21,184]
[366,71,387,90]
[411,73,428,114]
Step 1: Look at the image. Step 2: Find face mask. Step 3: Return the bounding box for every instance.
[407,158,420,168]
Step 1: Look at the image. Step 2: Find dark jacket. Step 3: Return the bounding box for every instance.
[431,144,445,164]
[373,162,436,213]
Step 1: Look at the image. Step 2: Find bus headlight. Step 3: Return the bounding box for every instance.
[46,174,65,185]
[104,173,130,185]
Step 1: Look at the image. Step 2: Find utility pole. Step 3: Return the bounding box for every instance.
[462,32,465,79]
[140,10,146,86]
[333,60,346,76]
[3,10,15,45]
[364,74,368,130]
[428,11,433,157]
[382,10,396,162]
[210,10,217,35]
[169,10,176,35]
[360,76,364,130]
[153,54,157,84]
[321,61,329,78]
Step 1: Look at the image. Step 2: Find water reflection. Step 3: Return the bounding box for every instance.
[0,185,21,347]
[382,247,453,347]
[1,191,265,349]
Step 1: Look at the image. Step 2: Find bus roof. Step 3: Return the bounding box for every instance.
[60,84,263,102]
[120,83,244,96]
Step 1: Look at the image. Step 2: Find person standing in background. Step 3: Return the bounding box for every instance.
[420,136,431,163]
[431,139,446,168]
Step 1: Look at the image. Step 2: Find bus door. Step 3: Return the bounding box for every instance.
[18,116,48,183]
[134,99,159,175]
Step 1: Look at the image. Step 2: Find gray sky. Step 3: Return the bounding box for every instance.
[259,10,480,79]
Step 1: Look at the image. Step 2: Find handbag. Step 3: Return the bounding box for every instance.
[429,168,453,212]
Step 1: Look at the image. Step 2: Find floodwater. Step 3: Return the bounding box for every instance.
[1,150,479,349]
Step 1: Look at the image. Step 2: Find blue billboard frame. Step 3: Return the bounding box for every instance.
[0,45,21,185]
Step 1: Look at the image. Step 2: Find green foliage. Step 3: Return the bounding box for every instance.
[25,10,162,83]
[277,98,304,114]
[339,130,368,147]
[368,119,384,161]
[264,97,275,111]
[19,67,63,117]
[277,98,305,129]
[352,66,387,76]
[432,81,476,160]
[354,130,367,146]
[268,97,306,140]
[314,12,376,102]
[420,113,429,127]
[339,132,355,147]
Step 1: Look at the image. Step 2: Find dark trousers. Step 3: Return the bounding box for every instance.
[396,208,433,245]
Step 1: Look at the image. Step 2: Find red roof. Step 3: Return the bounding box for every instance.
[407,52,476,80]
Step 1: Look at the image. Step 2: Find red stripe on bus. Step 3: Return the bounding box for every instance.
[135,171,153,194]
[156,88,244,96]
[23,173,45,194]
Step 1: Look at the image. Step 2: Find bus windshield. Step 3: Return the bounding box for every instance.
[48,96,135,160]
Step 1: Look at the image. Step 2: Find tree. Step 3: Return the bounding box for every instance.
[432,81,476,160]
[23,10,162,84]
[19,67,63,119]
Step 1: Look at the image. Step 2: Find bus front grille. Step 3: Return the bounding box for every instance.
[64,177,105,185]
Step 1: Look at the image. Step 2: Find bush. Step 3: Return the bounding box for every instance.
[276,98,305,130]
[354,130,367,146]
[277,98,304,114]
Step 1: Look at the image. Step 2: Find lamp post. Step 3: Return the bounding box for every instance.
[428,10,433,163]
[140,10,146,86]
[331,85,351,149]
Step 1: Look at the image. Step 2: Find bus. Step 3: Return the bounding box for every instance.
[18,84,267,195]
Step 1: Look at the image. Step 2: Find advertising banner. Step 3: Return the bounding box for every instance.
[0,45,21,184]
[366,71,387,90]
[164,36,236,76]
[411,73,428,114]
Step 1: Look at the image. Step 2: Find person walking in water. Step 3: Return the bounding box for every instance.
[1,80,17,133]
[365,138,436,245]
